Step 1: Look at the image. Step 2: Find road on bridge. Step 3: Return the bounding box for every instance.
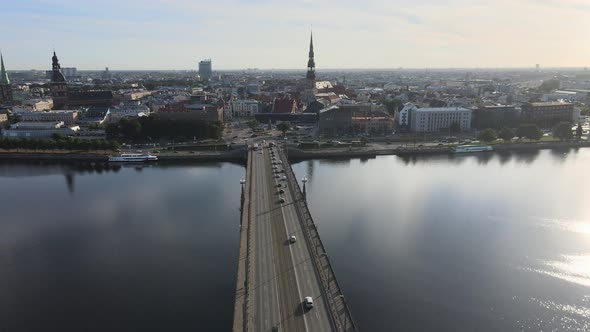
[249,143,333,332]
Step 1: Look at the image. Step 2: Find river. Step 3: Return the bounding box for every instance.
[292,148,590,331]
[0,161,244,331]
[0,148,589,331]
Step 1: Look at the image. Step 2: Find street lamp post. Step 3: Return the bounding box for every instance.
[302,176,308,201]
[240,177,246,215]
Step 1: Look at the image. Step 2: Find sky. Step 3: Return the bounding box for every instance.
[2,0,590,70]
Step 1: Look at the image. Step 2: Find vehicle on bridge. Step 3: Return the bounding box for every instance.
[304,296,314,309]
[289,235,297,243]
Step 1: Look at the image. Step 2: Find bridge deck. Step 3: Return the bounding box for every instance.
[233,142,357,332]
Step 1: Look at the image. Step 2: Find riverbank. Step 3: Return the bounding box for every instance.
[1,140,589,162]
[287,140,590,160]
[0,149,246,162]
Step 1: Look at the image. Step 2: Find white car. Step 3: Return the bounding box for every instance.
[289,235,297,243]
[304,296,314,309]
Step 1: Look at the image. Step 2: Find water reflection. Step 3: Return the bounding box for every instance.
[0,161,243,331]
[292,149,590,332]
[65,173,74,193]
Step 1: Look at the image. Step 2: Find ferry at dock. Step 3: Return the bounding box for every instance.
[108,153,158,162]
[452,145,493,153]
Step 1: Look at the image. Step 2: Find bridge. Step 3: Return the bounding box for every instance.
[233,142,357,332]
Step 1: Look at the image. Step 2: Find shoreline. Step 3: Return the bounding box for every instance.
[0,140,588,163]
[288,140,590,160]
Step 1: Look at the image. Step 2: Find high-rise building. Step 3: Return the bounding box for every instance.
[0,52,13,104]
[101,67,111,80]
[50,51,68,109]
[199,59,212,81]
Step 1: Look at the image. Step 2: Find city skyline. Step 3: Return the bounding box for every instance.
[3,0,590,70]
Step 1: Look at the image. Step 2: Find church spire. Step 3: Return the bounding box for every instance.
[52,50,61,71]
[0,52,9,85]
[306,31,316,81]
[309,32,314,58]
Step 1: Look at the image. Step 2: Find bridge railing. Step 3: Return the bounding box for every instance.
[279,146,358,332]
[245,150,254,331]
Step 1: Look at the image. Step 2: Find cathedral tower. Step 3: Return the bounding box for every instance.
[50,51,68,109]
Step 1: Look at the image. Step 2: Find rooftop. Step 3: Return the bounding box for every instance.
[415,107,471,112]
[528,101,573,107]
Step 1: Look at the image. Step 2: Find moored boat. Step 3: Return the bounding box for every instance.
[452,145,493,153]
[108,153,158,162]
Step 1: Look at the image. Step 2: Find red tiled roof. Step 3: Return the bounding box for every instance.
[273,97,297,114]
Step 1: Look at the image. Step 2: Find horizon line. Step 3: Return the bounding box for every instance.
[5,66,590,72]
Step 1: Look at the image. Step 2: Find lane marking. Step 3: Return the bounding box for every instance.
[273,147,310,332]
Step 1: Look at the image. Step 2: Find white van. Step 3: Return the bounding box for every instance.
[304,297,314,309]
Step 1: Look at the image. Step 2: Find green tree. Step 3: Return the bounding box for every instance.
[277,122,291,136]
[51,133,64,141]
[576,123,583,140]
[105,123,120,140]
[517,124,543,141]
[383,99,403,116]
[247,120,259,130]
[498,127,514,142]
[450,122,461,134]
[119,118,142,141]
[552,121,573,141]
[477,128,497,142]
[538,79,560,93]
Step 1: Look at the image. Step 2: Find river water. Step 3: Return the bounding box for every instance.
[0,149,589,331]
[292,148,590,332]
[0,161,244,331]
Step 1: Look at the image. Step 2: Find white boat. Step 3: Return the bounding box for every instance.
[108,153,158,162]
[452,145,493,153]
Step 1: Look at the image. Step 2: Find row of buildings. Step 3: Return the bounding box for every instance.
[0,32,585,140]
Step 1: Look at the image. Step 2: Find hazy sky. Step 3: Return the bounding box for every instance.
[3,0,590,70]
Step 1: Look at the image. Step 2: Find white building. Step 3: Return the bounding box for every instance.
[227,99,258,118]
[398,103,471,132]
[109,104,150,122]
[20,110,78,125]
[3,121,79,138]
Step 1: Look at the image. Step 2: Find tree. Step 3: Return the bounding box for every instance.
[576,123,583,140]
[517,124,543,141]
[498,127,514,142]
[105,123,120,140]
[383,99,403,116]
[477,128,497,142]
[51,133,65,141]
[538,79,560,93]
[276,122,291,136]
[247,120,259,130]
[119,118,142,141]
[552,121,573,141]
[450,122,461,134]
